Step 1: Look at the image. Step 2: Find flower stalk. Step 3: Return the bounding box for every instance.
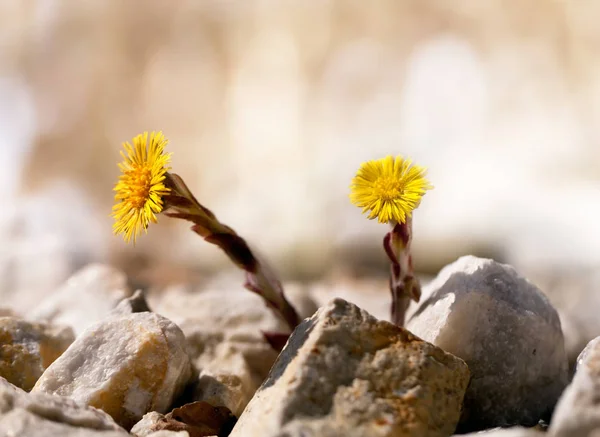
[383,218,421,326]
[162,173,300,332]
[111,132,300,348]
[349,155,432,326]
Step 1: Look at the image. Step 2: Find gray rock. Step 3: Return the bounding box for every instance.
[550,336,600,437]
[112,290,151,315]
[230,298,470,437]
[0,376,127,436]
[407,255,568,431]
[0,317,74,391]
[30,264,132,335]
[32,312,192,430]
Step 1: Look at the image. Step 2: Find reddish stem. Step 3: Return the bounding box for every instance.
[384,218,421,326]
[162,172,301,336]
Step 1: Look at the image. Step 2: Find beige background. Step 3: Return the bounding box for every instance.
[0,1,599,302]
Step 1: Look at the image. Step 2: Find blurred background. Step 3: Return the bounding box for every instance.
[0,0,599,337]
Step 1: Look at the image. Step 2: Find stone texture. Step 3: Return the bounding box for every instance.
[131,411,221,437]
[523,267,600,371]
[145,432,191,437]
[577,336,600,370]
[193,371,247,418]
[30,264,132,335]
[131,402,234,437]
[112,289,152,316]
[407,256,568,431]
[230,298,470,437]
[149,285,289,416]
[458,427,544,436]
[0,411,131,437]
[0,376,127,436]
[131,412,165,437]
[550,336,600,437]
[0,317,74,391]
[32,312,192,430]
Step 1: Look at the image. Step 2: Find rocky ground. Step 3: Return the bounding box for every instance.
[0,256,598,437]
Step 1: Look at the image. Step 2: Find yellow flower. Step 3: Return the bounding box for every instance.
[112,131,171,243]
[350,155,432,224]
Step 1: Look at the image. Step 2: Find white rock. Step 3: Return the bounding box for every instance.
[458,427,544,436]
[0,410,130,437]
[0,376,127,436]
[32,312,192,430]
[131,412,164,436]
[145,432,190,437]
[550,336,600,437]
[194,370,248,417]
[576,336,600,371]
[230,298,470,437]
[0,317,74,391]
[407,256,568,431]
[30,264,132,335]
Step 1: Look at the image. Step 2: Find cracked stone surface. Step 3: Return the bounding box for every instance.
[230,298,469,437]
[0,317,74,391]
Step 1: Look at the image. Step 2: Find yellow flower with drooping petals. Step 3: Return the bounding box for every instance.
[350,155,432,224]
[112,131,171,243]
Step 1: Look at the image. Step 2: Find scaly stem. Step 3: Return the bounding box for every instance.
[162,173,300,332]
[383,217,421,326]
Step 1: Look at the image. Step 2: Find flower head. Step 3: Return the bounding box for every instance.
[350,155,432,224]
[112,131,171,243]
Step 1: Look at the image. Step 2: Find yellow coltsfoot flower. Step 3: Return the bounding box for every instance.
[350,155,432,325]
[112,131,171,243]
[110,131,300,345]
[349,155,432,224]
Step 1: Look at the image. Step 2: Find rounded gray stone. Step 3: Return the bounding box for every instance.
[407,256,568,431]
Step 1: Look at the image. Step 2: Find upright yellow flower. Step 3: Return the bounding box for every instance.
[350,155,432,224]
[112,131,171,243]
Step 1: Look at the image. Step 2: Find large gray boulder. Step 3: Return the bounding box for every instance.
[407,255,568,431]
